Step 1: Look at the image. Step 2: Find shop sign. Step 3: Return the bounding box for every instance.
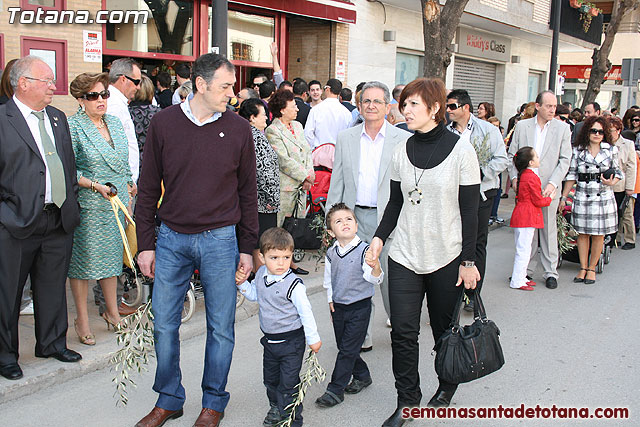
[83,30,102,63]
[558,65,622,81]
[457,28,511,63]
[336,60,346,82]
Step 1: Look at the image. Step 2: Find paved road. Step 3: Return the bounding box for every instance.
[1,221,638,426]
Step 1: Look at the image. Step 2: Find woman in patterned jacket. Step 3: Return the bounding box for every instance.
[559,115,623,284]
[68,72,133,345]
[238,98,280,272]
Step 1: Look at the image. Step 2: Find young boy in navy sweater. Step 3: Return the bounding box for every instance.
[236,227,321,427]
[315,203,383,408]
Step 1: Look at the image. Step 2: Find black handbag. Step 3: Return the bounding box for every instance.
[281,190,322,250]
[433,290,505,384]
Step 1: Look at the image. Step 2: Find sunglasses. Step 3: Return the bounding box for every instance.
[119,74,141,86]
[589,128,605,135]
[632,118,640,122]
[446,102,463,110]
[83,90,110,101]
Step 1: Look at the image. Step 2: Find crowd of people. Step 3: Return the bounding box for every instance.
[1,51,640,427]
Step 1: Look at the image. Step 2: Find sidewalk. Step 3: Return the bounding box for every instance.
[0,255,326,404]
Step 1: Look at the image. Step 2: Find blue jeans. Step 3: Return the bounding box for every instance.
[152,223,239,412]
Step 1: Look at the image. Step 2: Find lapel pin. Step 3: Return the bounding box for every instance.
[219,132,225,138]
[54,123,58,127]
[53,117,58,121]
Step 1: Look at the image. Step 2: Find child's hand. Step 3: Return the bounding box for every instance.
[235,266,246,285]
[364,247,379,269]
[310,340,321,353]
[548,187,557,199]
[329,302,334,313]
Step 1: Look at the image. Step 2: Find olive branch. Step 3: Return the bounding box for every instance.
[310,214,335,270]
[557,213,578,255]
[472,132,493,169]
[277,350,326,427]
[110,301,155,407]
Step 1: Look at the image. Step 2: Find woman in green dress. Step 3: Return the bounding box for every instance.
[67,72,133,345]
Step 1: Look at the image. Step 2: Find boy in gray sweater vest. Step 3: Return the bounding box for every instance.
[236,228,321,427]
[316,203,383,408]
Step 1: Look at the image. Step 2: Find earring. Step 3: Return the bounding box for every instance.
[432,115,436,120]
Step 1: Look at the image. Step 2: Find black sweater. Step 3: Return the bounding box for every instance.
[374,122,479,262]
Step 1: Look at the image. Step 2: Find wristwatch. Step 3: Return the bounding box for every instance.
[461,260,475,268]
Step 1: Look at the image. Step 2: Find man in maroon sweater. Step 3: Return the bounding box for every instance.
[135,54,258,427]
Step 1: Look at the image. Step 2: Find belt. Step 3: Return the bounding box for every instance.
[355,205,376,210]
[578,173,601,183]
[43,203,59,211]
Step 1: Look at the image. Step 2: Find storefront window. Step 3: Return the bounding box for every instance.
[225,10,275,63]
[28,0,56,6]
[105,0,193,56]
[396,52,423,86]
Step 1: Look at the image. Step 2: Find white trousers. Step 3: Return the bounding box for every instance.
[511,227,535,288]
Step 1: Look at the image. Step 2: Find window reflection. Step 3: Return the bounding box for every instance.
[105,0,193,56]
[227,10,274,63]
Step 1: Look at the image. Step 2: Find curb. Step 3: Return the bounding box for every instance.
[0,262,325,404]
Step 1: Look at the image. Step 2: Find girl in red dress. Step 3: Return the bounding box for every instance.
[509,147,554,290]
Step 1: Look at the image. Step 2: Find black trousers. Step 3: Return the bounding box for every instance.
[467,189,497,297]
[261,327,306,426]
[388,256,462,405]
[0,208,73,364]
[327,298,372,396]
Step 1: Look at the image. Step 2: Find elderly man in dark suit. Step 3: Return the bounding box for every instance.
[0,56,81,380]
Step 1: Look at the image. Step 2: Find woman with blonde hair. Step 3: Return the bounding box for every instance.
[129,74,161,174]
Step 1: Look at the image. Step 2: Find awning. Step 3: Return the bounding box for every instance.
[230,0,357,24]
[559,65,622,81]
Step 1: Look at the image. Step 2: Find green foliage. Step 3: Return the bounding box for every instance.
[309,214,335,269]
[110,301,155,407]
[557,213,578,255]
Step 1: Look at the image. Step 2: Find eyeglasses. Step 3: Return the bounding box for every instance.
[83,90,110,101]
[632,118,640,123]
[119,74,141,86]
[362,99,386,107]
[446,102,463,110]
[589,128,605,135]
[24,76,56,86]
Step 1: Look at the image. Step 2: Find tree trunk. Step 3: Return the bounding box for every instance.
[421,0,470,80]
[581,0,640,108]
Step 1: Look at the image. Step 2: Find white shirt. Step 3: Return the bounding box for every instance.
[106,85,139,182]
[180,92,221,126]
[323,236,384,303]
[356,122,387,207]
[238,269,321,345]
[534,119,551,178]
[304,97,352,149]
[14,95,55,203]
[453,119,473,145]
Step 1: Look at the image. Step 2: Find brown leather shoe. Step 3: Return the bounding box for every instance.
[119,302,138,316]
[193,408,224,427]
[135,406,183,427]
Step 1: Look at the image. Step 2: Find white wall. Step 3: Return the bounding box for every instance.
[347,2,423,91]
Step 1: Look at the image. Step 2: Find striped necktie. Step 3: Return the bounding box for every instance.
[32,111,66,207]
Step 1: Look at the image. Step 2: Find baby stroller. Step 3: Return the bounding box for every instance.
[309,143,335,215]
[290,143,334,264]
[557,185,608,273]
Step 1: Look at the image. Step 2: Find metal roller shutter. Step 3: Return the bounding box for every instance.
[452,57,496,114]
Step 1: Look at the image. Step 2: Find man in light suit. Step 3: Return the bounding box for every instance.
[327,81,411,348]
[508,90,572,289]
[0,56,81,381]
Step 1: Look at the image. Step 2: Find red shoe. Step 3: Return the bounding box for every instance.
[512,285,534,291]
[527,280,537,286]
